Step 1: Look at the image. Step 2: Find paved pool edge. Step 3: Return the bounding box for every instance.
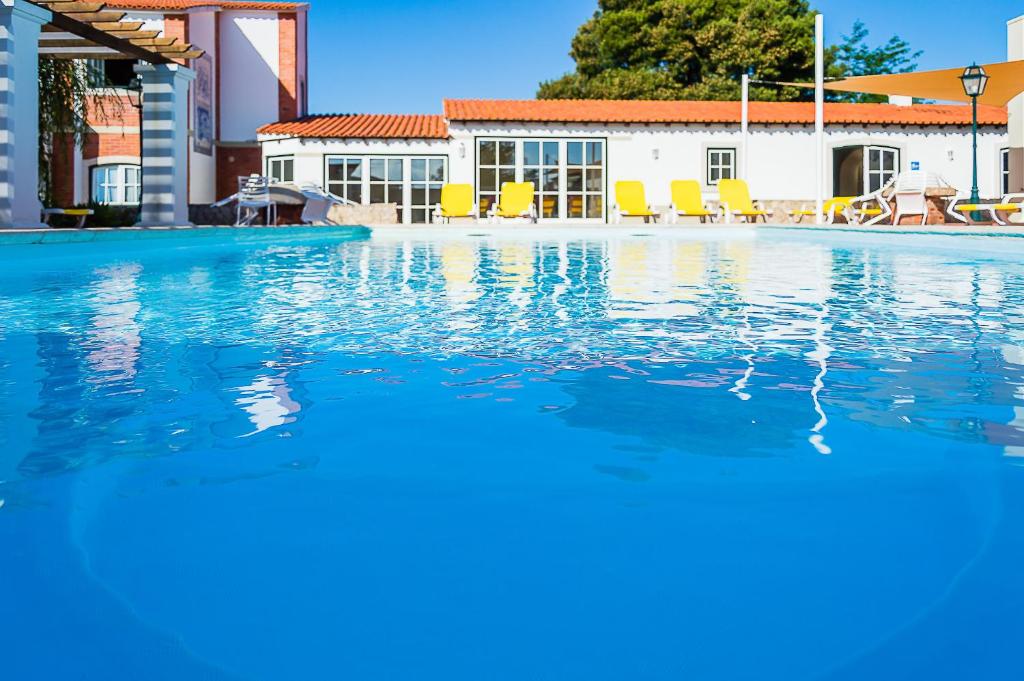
[0,224,371,246]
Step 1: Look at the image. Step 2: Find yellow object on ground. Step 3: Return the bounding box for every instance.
[718,179,768,223]
[494,182,536,220]
[439,184,475,219]
[615,181,658,219]
[670,180,714,222]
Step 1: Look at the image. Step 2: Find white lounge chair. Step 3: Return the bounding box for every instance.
[891,170,928,226]
[298,183,350,225]
[947,192,1024,226]
[236,175,277,226]
[845,177,896,226]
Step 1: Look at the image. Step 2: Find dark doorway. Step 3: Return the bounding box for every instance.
[833,146,863,197]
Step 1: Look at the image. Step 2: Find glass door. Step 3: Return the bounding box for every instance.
[566,141,604,219]
[523,140,560,219]
[410,157,446,224]
[369,158,404,214]
[866,146,898,193]
[477,140,517,217]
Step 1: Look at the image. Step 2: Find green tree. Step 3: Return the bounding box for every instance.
[828,20,921,102]
[538,1,919,102]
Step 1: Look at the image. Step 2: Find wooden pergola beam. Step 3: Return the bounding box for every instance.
[33,0,205,64]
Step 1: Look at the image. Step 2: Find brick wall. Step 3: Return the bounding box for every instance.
[278,12,299,121]
[216,144,263,200]
[83,133,142,159]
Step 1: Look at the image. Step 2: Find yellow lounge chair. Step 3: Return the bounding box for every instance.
[614,181,659,223]
[488,182,537,223]
[787,197,854,225]
[717,179,768,224]
[669,180,715,224]
[42,207,94,228]
[948,192,1024,226]
[432,184,477,223]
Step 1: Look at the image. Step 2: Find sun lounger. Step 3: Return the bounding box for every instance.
[613,181,659,223]
[487,182,537,223]
[669,180,715,224]
[433,184,477,223]
[42,208,94,228]
[717,179,768,224]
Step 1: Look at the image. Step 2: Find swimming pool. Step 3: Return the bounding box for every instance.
[1,226,1023,680]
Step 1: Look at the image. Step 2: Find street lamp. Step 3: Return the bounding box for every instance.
[960,64,989,217]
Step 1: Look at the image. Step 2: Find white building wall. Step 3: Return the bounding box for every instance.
[219,11,280,142]
[263,120,1009,221]
[1009,15,1024,192]
[188,10,217,204]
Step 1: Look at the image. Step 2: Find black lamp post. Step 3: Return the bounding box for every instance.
[960,64,989,218]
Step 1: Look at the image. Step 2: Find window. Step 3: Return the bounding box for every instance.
[410,158,446,224]
[87,59,138,89]
[1002,148,1010,195]
[326,157,363,204]
[324,155,447,223]
[477,140,516,217]
[566,141,604,219]
[476,138,605,221]
[866,146,899,193]
[267,156,294,183]
[91,164,141,205]
[524,141,560,219]
[369,158,404,211]
[706,148,735,185]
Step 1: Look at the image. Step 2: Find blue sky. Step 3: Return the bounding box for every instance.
[306,0,1022,115]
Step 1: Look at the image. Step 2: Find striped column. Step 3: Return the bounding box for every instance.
[134,63,195,226]
[0,0,51,229]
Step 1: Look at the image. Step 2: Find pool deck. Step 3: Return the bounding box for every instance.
[368,222,1024,238]
[2,221,1024,244]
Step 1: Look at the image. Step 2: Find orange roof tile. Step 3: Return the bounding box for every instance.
[443,99,1007,126]
[259,114,449,139]
[109,0,307,10]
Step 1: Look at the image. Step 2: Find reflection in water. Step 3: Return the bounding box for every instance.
[0,232,1023,476]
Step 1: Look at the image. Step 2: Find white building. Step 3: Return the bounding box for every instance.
[258,99,1009,224]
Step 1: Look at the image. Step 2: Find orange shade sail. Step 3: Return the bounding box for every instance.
[822,60,1024,107]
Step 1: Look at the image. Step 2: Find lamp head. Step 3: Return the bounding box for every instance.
[960,64,989,98]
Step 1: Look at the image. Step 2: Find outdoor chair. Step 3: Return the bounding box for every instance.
[433,184,477,223]
[717,179,768,224]
[669,180,715,224]
[787,197,854,224]
[948,192,1024,225]
[487,182,537,223]
[42,207,94,228]
[613,181,659,223]
[891,170,928,226]
[236,174,277,226]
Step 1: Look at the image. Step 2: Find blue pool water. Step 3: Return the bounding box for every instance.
[1,227,1023,680]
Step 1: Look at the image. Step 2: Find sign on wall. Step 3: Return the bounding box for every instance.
[194,54,213,156]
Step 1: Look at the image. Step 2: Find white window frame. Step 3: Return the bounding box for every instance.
[1001,147,1010,195]
[91,163,141,205]
[408,157,448,224]
[267,156,294,184]
[866,146,899,194]
[706,148,736,186]
[475,138,606,221]
[324,155,448,224]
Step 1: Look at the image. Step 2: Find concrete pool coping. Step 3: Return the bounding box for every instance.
[2,221,1024,245]
[0,224,370,245]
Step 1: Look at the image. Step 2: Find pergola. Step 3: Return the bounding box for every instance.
[1,0,204,228]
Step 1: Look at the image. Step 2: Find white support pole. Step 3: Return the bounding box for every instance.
[741,72,750,180]
[814,13,825,225]
[0,0,52,229]
[135,62,195,226]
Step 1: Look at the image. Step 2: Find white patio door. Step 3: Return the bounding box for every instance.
[865,146,899,193]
